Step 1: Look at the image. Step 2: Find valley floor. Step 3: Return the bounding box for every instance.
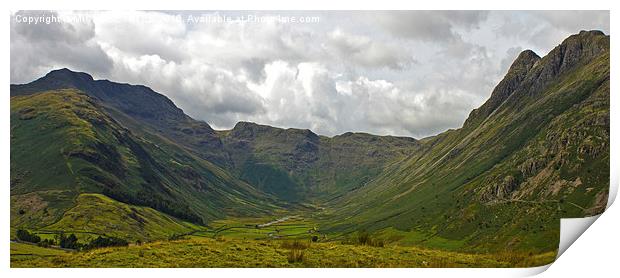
[10,237,556,268]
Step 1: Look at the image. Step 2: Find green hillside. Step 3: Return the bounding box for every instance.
[322,31,610,253]
[43,193,201,241]
[11,89,280,231]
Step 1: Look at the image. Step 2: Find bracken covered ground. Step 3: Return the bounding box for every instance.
[11,237,555,268]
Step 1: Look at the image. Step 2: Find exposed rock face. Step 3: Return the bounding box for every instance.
[465,31,608,131]
[482,175,519,201]
[515,30,609,97]
[520,157,546,178]
[464,50,540,128]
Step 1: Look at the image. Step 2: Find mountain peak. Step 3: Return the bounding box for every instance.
[43,68,94,82]
[578,29,606,37]
[561,30,609,52]
[509,50,541,73]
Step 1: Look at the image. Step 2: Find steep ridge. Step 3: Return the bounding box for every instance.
[463,50,541,129]
[324,31,609,252]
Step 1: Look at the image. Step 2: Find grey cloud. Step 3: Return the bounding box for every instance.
[239,58,268,83]
[375,11,489,42]
[326,29,415,70]
[495,11,609,53]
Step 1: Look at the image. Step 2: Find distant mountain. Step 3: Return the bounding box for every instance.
[10,31,609,253]
[324,30,609,252]
[220,121,419,202]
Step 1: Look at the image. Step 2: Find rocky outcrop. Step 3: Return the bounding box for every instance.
[464,50,540,128]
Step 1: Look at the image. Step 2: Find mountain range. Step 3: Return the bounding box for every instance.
[10,30,610,253]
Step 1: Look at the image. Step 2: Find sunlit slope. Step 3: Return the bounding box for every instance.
[325,31,610,252]
[42,193,201,241]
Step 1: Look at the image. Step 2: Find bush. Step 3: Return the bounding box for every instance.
[356,231,384,247]
[287,249,305,263]
[357,232,371,245]
[16,229,41,243]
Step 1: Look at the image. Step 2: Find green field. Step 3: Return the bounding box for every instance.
[10,208,556,268]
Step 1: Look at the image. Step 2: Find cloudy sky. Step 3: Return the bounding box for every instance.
[10,10,609,138]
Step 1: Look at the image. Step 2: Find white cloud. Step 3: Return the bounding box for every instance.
[326,29,415,70]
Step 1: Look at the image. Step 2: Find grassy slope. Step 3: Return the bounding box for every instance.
[42,193,201,242]
[322,32,610,253]
[10,236,555,268]
[10,242,71,265]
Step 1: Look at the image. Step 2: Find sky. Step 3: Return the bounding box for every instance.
[10,10,610,138]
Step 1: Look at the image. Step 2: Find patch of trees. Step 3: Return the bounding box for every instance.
[59,233,129,250]
[16,229,41,243]
[85,236,129,249]
[16,230,129,251]
[58,233,80,249]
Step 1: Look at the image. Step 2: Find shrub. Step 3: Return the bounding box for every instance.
[355,231,384,247]
[357,231,371,245]
[287,249,305,263]
[16,229,41,243]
